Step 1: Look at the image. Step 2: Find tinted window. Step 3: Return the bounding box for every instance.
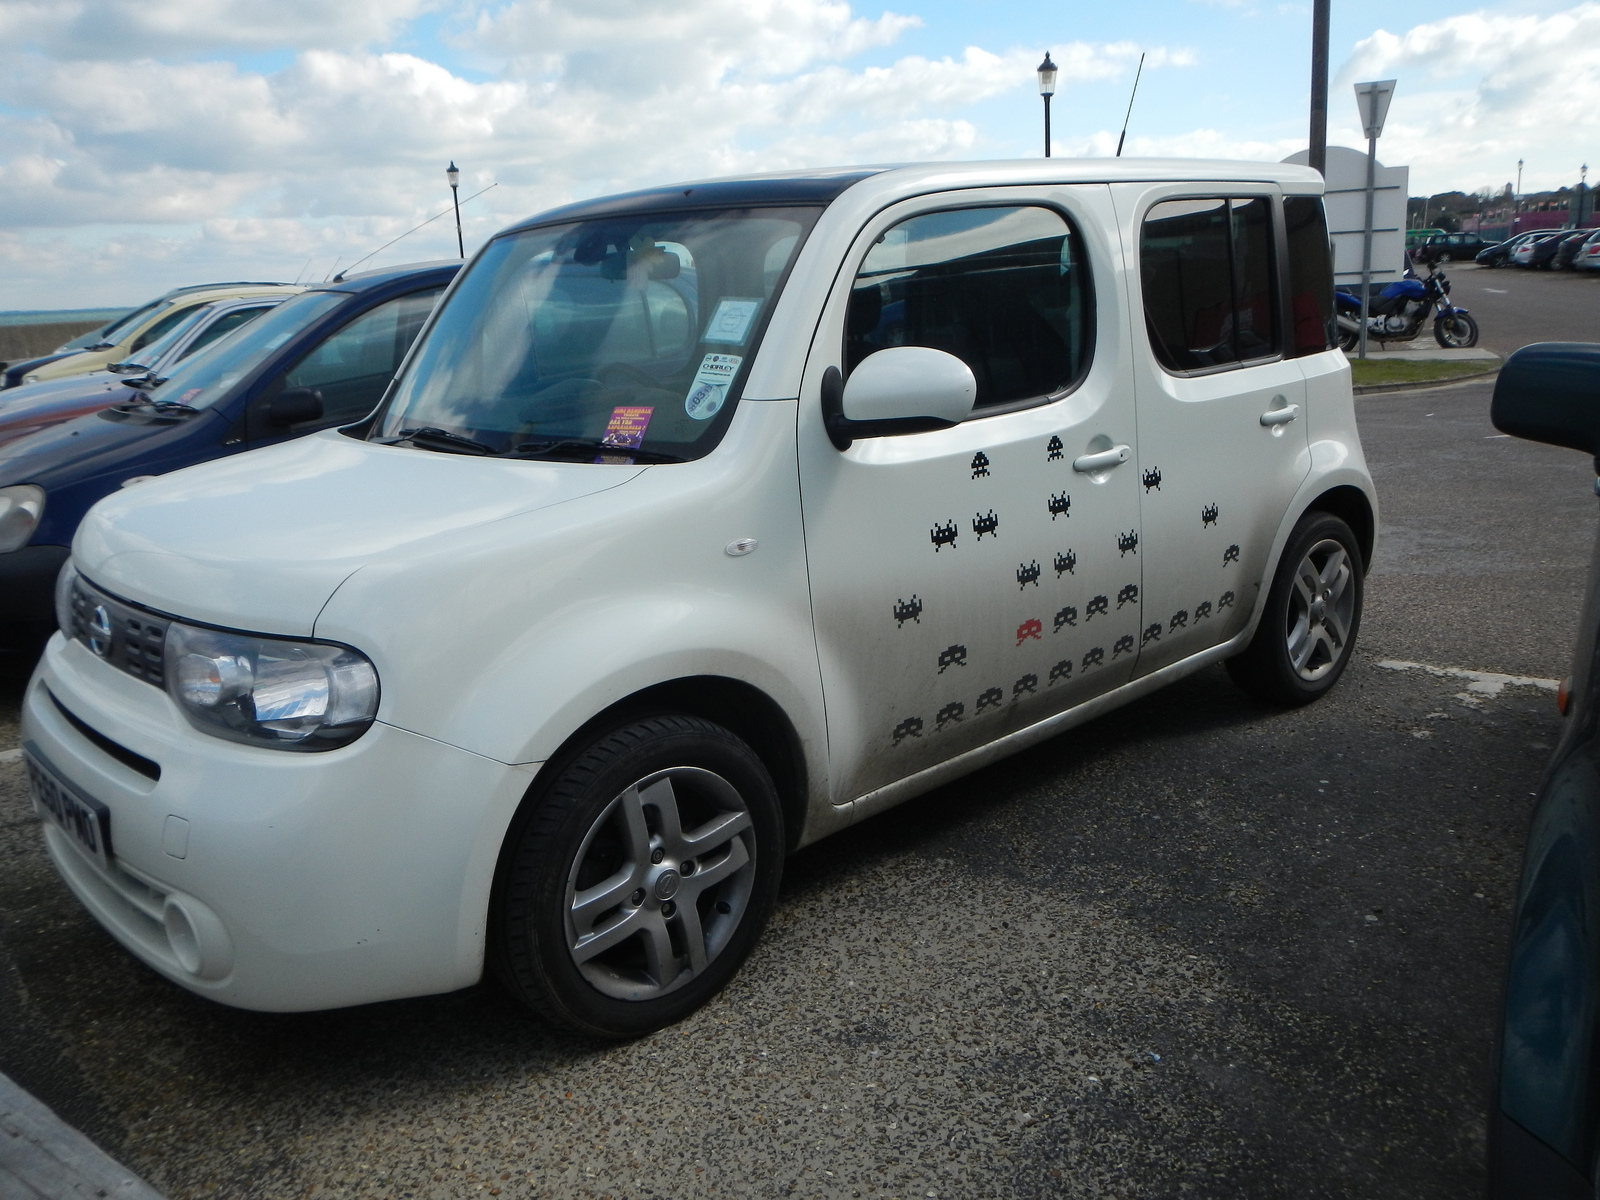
[1141,196,1279,372]
[1283,196,1335,357]
[180,305,272,360]
[846,205,1091,411]
[130,304,198,352]
[283,287,443,423]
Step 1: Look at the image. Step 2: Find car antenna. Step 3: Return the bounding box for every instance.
[1115,53,1145,157]
[331,182,498,282]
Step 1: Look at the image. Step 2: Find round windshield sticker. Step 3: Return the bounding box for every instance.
[685,381,725,421]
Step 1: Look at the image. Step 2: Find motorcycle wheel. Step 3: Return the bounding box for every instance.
[1337,325,1359,352]
[1434,312,1479,349]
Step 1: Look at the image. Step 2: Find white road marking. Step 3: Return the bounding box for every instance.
[0,748,21,765]
[1376,658,1559,697]
[1483,287,1508,294]
[1486,434,1511,438]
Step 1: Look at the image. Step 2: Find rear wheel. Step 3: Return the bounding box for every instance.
[1434,311,1479,348]
[492,714,784,1038]
[1226,512,1363,707]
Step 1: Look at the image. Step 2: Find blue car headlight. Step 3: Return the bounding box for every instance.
[163,622,379,751]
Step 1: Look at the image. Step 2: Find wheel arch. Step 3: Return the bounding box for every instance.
[1303,484,1375,571]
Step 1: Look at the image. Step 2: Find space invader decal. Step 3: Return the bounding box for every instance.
[1081,646,1105,670]
[971,451,991,479]
[1048,659,1072,685]
[1118,530,1139,556]
[937,644,968,673]
[936,701,964,730]
[1142,466,1162,492]
[1113,634,1135,657]
[1141,622,1162,647]
[893,595,923,626]
[1053,605,1077,632]
[1117,583,1139,608]
[931,520,958,551]
[1046,435,1064,462]
[973,510,1000,540]
[1048,492,1071,520]
[1194,600,1212,621]
[1085,594,1109,621]
[976,687,1004,714]
[1013,674,1038,699]
[1015,618,1043,645]
[892,716,923,744]
[1202,503,1219,527]
[1017,560,1041,589]
[1054,549,1076,576]
[1218,590,1235,610]
[1223,543,1240,566]
[1169,610,1188,632]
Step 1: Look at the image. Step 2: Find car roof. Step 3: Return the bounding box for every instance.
[308,259,461,295]
[501,157,1327,235]
[160,280,294,297]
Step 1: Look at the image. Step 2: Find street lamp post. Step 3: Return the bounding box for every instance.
[446,161,463,259]
[1037,53,1057,158]
[1582,164,1590,226]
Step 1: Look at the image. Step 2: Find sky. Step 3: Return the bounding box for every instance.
[0,0,1596,308]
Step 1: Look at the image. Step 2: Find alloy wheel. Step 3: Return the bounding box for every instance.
[1285,538,1355,681]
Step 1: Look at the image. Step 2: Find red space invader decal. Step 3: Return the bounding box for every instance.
[1016,618,1043,645]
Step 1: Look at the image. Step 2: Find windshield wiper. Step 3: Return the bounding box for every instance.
[509,438,684,463]
[396,426,496,456]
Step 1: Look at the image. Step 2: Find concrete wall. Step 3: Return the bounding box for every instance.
[0,322,100,364]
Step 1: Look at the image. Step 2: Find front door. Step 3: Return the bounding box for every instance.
[797,186,1144,804]
[1116,188,1311,675]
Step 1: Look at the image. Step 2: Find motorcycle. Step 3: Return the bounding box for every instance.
[1335,262,1479,350]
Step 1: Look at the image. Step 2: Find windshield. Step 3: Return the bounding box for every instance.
[111,304,215,371]
[374,206,819,461]
[58,299,162,351]
[144,291,346,410]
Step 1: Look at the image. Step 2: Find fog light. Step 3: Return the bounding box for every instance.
[161,894,233,980]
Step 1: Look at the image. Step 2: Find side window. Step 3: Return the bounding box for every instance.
[282,287,443,423]
[845,205,1092,411]
[178,306,270,361]
[1140,196,1280,373]
[130,305,195,352]
[1283,196,1335,357]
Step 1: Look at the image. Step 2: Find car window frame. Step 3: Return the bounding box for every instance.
[836,196,1099,422]
[1136,187,1287,380]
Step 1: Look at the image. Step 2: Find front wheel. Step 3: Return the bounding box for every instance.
[491,714,784,1038]
[1434,311,1479,348]
[1226,512,1364,707]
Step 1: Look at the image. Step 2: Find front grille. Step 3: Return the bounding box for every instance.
[67,577,171,687]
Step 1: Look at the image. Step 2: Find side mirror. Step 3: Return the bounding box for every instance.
[266,387,324,426]
[821,347,976,451]
[1490,343,1600,461]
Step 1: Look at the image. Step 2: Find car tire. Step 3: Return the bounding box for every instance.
[1225,511,1363,708]
[491,714,784,1039]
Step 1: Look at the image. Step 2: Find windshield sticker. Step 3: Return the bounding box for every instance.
[684,353,742,421]
[178,388,203,404]
[600,405,654,451]
[702,299,762,346]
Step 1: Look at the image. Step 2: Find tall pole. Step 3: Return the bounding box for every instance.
[1309,0,1330,176]
[1043,94,1052,158]
[1359,133,1377,360]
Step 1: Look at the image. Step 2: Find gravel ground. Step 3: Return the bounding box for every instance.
[0,378,1592,1198]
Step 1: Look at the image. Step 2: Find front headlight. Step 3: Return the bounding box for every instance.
[163,622,379,751]
[54,562,78,636]
[0,484,45,553]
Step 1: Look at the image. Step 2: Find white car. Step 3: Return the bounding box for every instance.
[22,160,1375,1037]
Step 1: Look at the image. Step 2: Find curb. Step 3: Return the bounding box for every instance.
[1353,366,1500,395]
[1,1071,165,1199]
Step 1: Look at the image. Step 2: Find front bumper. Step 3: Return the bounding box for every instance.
[22,633,537,1011]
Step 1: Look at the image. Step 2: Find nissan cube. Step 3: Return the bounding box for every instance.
[22,160,1375,1038]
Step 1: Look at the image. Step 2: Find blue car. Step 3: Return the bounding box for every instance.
[0,260,458,667]
[1489,341,1600,1197]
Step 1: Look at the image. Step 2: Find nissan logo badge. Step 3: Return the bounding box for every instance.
[87,606,113,658]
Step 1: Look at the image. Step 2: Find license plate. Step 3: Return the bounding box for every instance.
[24,743,113,871]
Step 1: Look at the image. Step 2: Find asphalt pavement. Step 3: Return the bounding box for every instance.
[1,279,1597,1197]
[1412,259,1600,355]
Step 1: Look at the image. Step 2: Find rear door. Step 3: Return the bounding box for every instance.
[1115,186,1311,675]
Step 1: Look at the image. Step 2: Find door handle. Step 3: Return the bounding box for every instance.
[1072,444,1131,473]
[1260,404,1300,427]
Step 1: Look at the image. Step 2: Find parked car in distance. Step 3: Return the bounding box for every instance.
[1519,231,1584,270]
[1552,229,1600,270]
[1572,231,1600,272]
[0,296,287,450]
[0,261,455,667]
[1406,227,1446,250]
[13,282,301,387]
[1418,232,1490,262]
[1479,231,1551,268]
[1487,341,1600,1199]
[19,161,1375,1038]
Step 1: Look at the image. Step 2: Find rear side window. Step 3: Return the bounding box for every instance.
[1141,197,1279,373]
[130,304,196,352]
[179,306,272,360]
[846,205,1092,411]
[281,287,442,424]
[1283,196,1335,357]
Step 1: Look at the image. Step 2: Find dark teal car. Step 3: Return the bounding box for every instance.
[0,260,458,668]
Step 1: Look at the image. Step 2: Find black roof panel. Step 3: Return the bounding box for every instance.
[502,169,886,234]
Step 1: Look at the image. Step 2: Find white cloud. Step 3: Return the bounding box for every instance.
[0,0,431,54]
